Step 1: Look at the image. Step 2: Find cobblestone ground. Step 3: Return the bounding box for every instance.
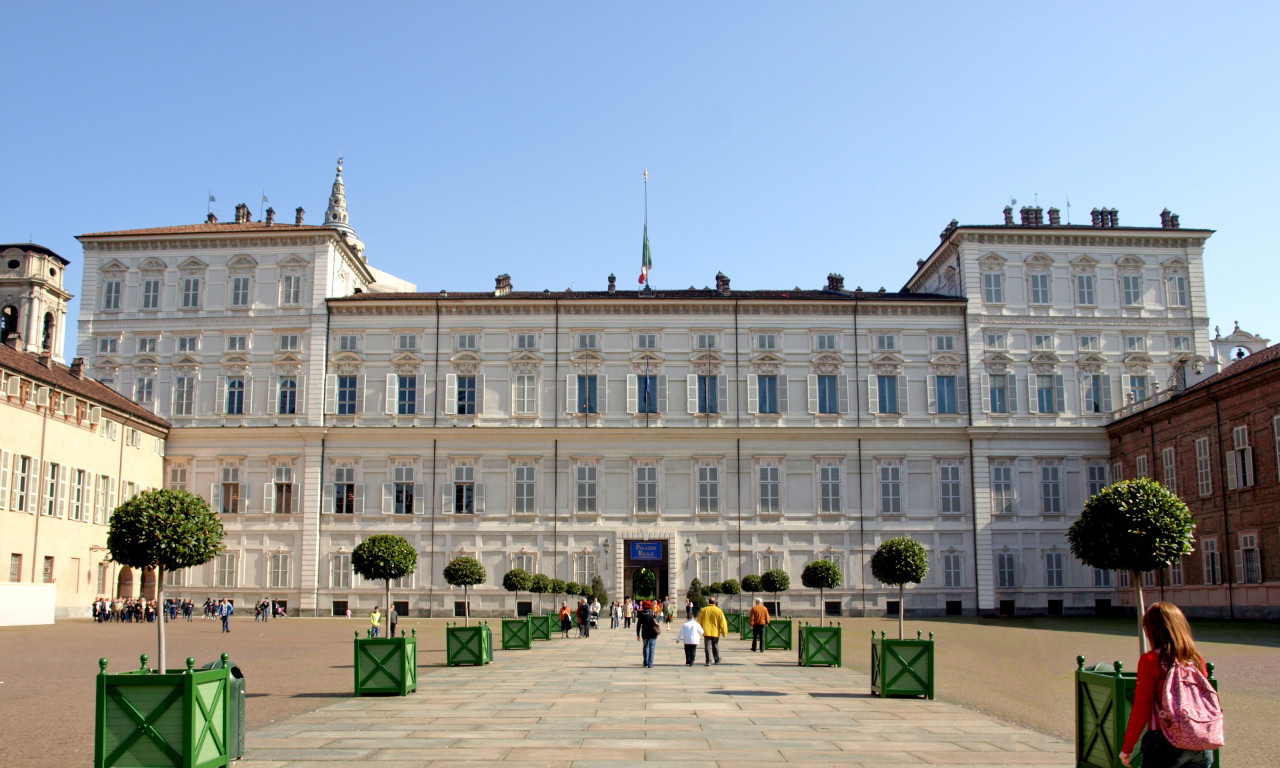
[0,614,1272,766]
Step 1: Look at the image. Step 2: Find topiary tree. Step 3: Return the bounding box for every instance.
[870,536,929,639]
[687,578,707,613]
[633,568,657,600]
[550,578,567,607]
[566,581,583,602]
[801,560,843,626]
[707,581,723,596]
[589,575,607,606]
[741,573,763,601]
[528,573,551,613]
[502,568,534,617]
[761,569,791,616]
[442,556,486,626]
[720,578,742,612]
[1068,477,1197,658]
[352,534,419,632]
[107,489,224,673]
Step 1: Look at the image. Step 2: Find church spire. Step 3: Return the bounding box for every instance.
[325,156,354,235]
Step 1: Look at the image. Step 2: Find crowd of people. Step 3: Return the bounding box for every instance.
[89,596,283,629]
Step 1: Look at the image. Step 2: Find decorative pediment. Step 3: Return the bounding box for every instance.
[95,355,120,367]
[173,355,200,369]
[139,258,168,272]
[278,255,310,269]
[220,354,250,367]
[133,356,160,369]
[101,259,128,273]
[1123,353,1153,371]
[628,350,663,374]
[1075,352,1108,372]
[1116,254,1146,269]
[1025,252,1053,266]
[1029,351,1060,373]
[977,252,1007,269]
[390,351,421,366]
[750,351,785,375]
[982,351,1014,373]
[228,254,259,269]
[1161,256,1188,269]
[177,256,208,272]
[451,350,482,375]
[1070,254,1099,271]
[929,352,965,372]
[331,351,363,366]
[273,352,305,366]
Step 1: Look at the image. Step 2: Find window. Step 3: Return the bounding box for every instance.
[696,374,719,414]
[136,337,157,354]
[176,336,197,353]
[273,467,294,514]
[1167,275,1188,307]
[875,334,896,352]
[1239,533,1261,584]
[985,332,1007,349]
[576,554,599,585]
[511,553,535,573]
[695,333,717,350]
[576,374,599,414]
[1195,437,1212,496]
[815,333,837,351]
[226,335,247,352]
[1041,465,1062,513]
[1079,335,1099,352]
[330,554,351,588]
[1128,374,1149,403]
[1087,464,1108,498]
[181,277,201,308]
[450,466,479,514]
[879,464,901,514]
[939,465,962,514]
[224,376,245,415]
[1169,558,1184,586]
[173,376,195,416]
[219,467,241,514]
[819,465,841,514]
[697,553,723,584]
[756,374,779,414]
[575,465,597,514]
[1226,425,1255,490]
[760,553,783,573]
[819,553,844,586]
[1076,274,1096,306]
[1093,568,1113,588]
[98,338,118,355]
[991,464,1014,513]
[9,554,20,582]
[1172,336,1192,353]
[758,465,781,514]
[816,374,846,415]
[398,334,418,351]
[103,280,122,311]
[230,276,251,307]
[338,375,358,415]
[634,374,660,415]
[338,334,359,352]
[1035,374,1063,414]
[1202,538,1221,585]
[516,333,538,350]
[1122,274,1142,306]
[394,466,416,514]
[1033,334,1053,351]
[932,375,958,414]
[134,377,154,404]
[43,463,61,516]
[141,279,160,310]
[69,469,86,521]
[635,465,657,513]
[1030,273,1051,304]
[278,334,300,352]
[215,553,238,588]
[334,467,357,515]
[280,274,302,306]
[996,552,1017,588]
[456,333,477,350]
[513,465,536,514]
[94,474,111,524]
[277,376,298,415]
[1113,461,1123,483]
[982,272,1004,304]
[756,333,777,350]
[396,375,417,415]
[168,465,188,492]
[1136,454,1150,478]
[1045,552,1064,588]
[577,333,597,350]
[943,553,963,588]
[935,334,955,351]
[635,333,656,350]
[43,556,54,583]
[988,374,1012,414]
[163,568,183,588]
[1083,374,1112,414]
[1126,335,1146,352]
[269,553,290,589]
[697,465,719,513]
[513,373,536,415]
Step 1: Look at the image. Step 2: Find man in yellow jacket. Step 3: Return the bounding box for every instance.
[696,597,729,665]
[370,606,382,638]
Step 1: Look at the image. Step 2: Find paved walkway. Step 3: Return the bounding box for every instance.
[240,622,1073,767]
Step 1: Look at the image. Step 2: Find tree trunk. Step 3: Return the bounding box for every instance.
[385,579,392,637]
[464,585,470,626]
[898,583,905,640]
[1133,571,1147,659]
[818,588,824,627]
[157,567,166,673]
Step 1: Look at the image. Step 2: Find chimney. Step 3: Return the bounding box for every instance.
[69,357,85,379]
[1170,213,1179,229]
[1019,206,1030,225]
[939,219,958,241]
[826,273,845,291]
[38,352,51,368]
[1160,209,1171,229]
[5,331,22,349]
[295,207,305,225]
[1003,206,1014,225]
[1108,208,1119,227]
[494,273,512,297]
[264,207,275,225]
[715,272,731,294]
[607,274,617,294]
[1047,207,1060,226]
[206,212,218,224]
[1090,208,1101,227]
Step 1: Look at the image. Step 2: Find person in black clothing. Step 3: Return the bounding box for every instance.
[635,600,661,667]
[576,598,591,638]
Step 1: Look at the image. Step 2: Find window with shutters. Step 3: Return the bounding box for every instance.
[69,468,86,521]
[939,464,962,514]
[168,464,188,492]
[697,553,723,584]
[934,375,957,414]
[456,375,477,415]
[1035,375,1062,414]
[943,553,963,588]
[818,463,842,514]
[102,279,122,311]
[696,375,718,414]
[1168,558,1184,587]
[991,463,1014,514]
[634,463,657,514]
[1202,537,1221,585]
[756,374,779,414]
[757,463,781,514]
[181,277,201,309]
[394,465,415,514]
[219,467,241,514]
[334,467,357,514]
[225,376,245,415]
[1087,464,1108,498]
[996,552,1017,588]
[697,464,719,514]
[982,272,1004,304]
[1122,274,1142,306]
[1083,373,1111,414]
[215,552,238,588]
[1226,425,1254,490]
[173,376,195,416]
[1045,551,1064,588]
[1041,464,1062,514]
[1136,454,1149,478]
[575,464,597,514]
[1195,437,1212,496]
[94,473,110,523]
[1127,374,1149,404]
[280,274,302,306]
[1076,274,1096,306]
[875,375,898,414]
[1093,568,1113,588]
[1167,275,1188,307]
[635,374,659,414]
[337,375,358,415]
[513,464,536,514]
[1239,533,1261,584]
[453,465,476,514]
[575,374,600,414]
[278,376,298,415]
[988,374,1011,413]
[879,462,902,515]
[330,554,351,588]
[273,467,294,514]
[269,553,291,589]
[397,375,417,415]
[1029,273,1051,305]
[513,373,537,415]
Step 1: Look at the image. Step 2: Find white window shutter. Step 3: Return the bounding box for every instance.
[927,375,938,414]
[599,375,608,414]
[382,482,394,514]
[42,461,52,512]
[324,374,337,414]
[414,483,425,512]
[1027,374,1039,414]
[268,377,279,415]
[322,483,333,514]
[778,376,789,412]
[215,376,227,415]
[296,374,307,414]
[1101,374,1114,412]
[897,375,908,414]
[1242,447,1254,487]
[290,484,299,514]
[657,375,667,412]
[1121,374,1132,403]
[1225,450,1237,490]
[0,450,9,510]
[716,375,727,414]
[1008,374,1018,413]
[239,483,247,514]
[475,481,485,513]
[415,375,424,414]
[686,374,698,414]
[980,375,991,413]
[1235,549,1244,584]
[211,482,221,513]
[746,374,759,414]
[245,378,255,415]
[446,373,458,414]
[356,374,365,414]
[1055,375,1066,413]
[1080,379,1090,413]
[627,374,638,414]
[865,375,877,415]
[354,484,365,515]
[957,375,968,414]
[385,374,398,415]
[441,482,455,513]
[476,374,485,414]
[264,482,275,514]
[566,374,578,414]
[56,470,68,517]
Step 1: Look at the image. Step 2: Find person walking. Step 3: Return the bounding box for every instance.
[635,600,661,668]
[697,597,729,665]
[685,597,694,619]
[559,602,573,638]
[611,600,621,629]
[1120,602,1222,768]
[623,599,634,629]
[576,598,590,638]
[219,599,233,633]
[388,605,398,638]
[370,606,382,638]
[749,597,771,652]
[675,611,706,666]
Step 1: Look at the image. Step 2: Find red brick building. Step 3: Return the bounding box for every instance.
[1107,334,1280,619]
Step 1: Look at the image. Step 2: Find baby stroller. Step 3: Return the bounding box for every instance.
[589,609,599,629]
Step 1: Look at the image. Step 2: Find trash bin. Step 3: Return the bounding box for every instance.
[202,659,246,759]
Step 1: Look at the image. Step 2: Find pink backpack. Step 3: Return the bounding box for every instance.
[1156,660,1225,751]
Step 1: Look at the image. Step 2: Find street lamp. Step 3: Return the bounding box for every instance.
[684,538,692,556]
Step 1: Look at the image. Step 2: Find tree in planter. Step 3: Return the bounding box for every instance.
[590,575,608,606]
[106,489,224,673]
[1068,477,1196,658]
[443,556,486,626]
[550,578,567,608]
[870,536,929,640]
[687,578,707,613]
[707,582,723,597]
[720,578,742,613]
[502,568,534,617]
[529,573,551,613]
[633,568,657,600]
[566,581,583,601]
[741,573,763,606]
[761,569,791,616]
[352,534,419,633]
[801,560,843,626]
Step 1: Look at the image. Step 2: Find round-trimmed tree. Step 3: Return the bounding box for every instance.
[107,489,224,672]
[1068,477,1196,657]
[870,536,929,639]
[633,568,657,600]
[720,578,742,612]
[528,573,552,612]
[741,573,763,598]
[502,568,534,617]
[550,578,567,606]
[442,556,486,626]
[802,559,843,626]
[352,534,419,632]
[761,569,791,616]
[707,581,723,596]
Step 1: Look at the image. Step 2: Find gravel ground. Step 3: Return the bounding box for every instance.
[1,614,1273,767]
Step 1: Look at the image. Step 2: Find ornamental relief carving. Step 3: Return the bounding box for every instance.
[810,352,844,375]
[273,363,302,376]
[334,362,361,376]
[222,363,250,376]
[958,232,1208,250]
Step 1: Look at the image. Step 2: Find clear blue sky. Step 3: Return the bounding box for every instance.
[6,3,1278,354]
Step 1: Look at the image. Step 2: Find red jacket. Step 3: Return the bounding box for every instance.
[1122,649,1207,754]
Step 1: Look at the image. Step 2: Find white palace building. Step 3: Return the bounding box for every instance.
[71,163,1212,617]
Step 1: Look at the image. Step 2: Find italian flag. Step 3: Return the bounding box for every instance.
[639,224,652,284]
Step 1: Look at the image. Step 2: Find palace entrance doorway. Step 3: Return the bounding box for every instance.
[622,539,669,601]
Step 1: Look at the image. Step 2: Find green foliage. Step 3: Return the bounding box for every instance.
[720,578,741,596]
[529,573,552,594]
[802,559,843,590]
[566,581,583,597]
[107,489,224,573]
[1068,477,1197,573]
[502,568,533,593]
[352,535,419,583]
[687,578,707,613]
[550,578,567,596]
[740,574,763,594]
[633,568,657,599]
[442,556,486,587]
[589,575,607,604]
[870,537,929,586]
[706,581,722,594]
[761,569,791,594]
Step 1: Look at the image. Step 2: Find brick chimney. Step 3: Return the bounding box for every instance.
[1169,213,1179,229]
[5,331,22,349]
[206,213,218,224]
[1047,207,1060,226]
[715,272,731,294]
[37,352,51,368]
[826,273,845,291]
[1090,208,1102,227]
[264,207,275,226]
[1003,206,1014,226]
[607,274,617,294]
[295,207,305,225]
[1108,208,1119,227]
[69,357,85,379]
[494,273,512,297]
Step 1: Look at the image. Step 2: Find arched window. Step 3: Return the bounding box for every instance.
[42,312,54,352]
[1,305,17,341]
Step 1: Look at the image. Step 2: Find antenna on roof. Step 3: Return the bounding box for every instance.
[1066,195,1071,225]
[207,191,216,214]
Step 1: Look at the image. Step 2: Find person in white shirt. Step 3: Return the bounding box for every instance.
[675,614,706,666]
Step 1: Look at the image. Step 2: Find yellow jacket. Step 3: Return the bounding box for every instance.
[370,610,381,627]
[697,604,729,638]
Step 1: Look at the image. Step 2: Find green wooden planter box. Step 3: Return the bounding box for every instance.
[870,630,934,699]
[446,623,493,666]
[354,631,418,696]
[741,614,755,640]
[798,623,841,667]
[529,613,552,641]
[725,612,746,635]
[95,654,231,768]
[1074,656,1220,768]
[764,619,793,650]
[502,618,532,650]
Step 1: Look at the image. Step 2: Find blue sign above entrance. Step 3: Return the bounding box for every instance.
[629,540,665,561]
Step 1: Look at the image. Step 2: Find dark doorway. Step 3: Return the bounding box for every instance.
[332,600,348,617]
[623,539,669,601]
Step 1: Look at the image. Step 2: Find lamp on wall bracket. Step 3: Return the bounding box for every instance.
[684,538,692,555]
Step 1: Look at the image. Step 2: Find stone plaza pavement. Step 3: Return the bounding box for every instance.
[239,622,1074,768]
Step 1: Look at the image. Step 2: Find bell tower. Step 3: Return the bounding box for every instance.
[0,243,74,363]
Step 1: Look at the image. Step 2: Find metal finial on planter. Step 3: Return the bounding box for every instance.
[917,630,922,640]
[929,633,934,641]
[99,658,109,674]
[186,658,196,673]
[1077,655,1086,670]
[1114,661,1124,678]
[412,628,417,637]
[355,631,360,639]
[221,652,230,667]
[139,654,150,673]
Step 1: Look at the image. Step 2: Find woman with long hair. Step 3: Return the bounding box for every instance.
[1120,602,1215,768]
